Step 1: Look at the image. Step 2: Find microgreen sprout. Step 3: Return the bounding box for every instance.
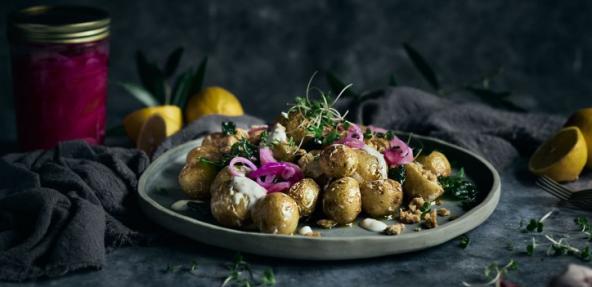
[221,254,276,287]
[525,210,553,233]
[575,216,592,239]
[526,237,536,256]
[458,234,471,249]
[462,259,517,287]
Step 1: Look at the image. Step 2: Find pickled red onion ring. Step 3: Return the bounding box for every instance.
[367,125,387,134]
[383,136,414,167]
[337,123,365,148]
[228,157,258,176]
[267,182,291,193]
[259,146,277,165]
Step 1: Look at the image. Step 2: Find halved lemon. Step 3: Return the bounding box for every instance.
[123,105,182,142]
[529,126,587,182]
[565,108,592,168]
[136,114,167,156]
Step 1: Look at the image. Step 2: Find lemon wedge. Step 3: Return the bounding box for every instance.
[565,108,592,168]
[529,127,587,182]
[136,114,167,156]
[123,105,182,142]
[185,86,244,123]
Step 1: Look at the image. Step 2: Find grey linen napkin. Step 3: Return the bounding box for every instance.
[344,87,566,168]
[0,141,149,281]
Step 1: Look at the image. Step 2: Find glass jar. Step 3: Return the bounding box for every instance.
[7,5,110,151]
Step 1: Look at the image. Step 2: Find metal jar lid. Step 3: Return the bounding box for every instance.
[7,5,110,44]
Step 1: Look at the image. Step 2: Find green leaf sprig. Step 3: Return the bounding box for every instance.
[119,47,208,112]
[439,168,479,210]
[221,254,276,287]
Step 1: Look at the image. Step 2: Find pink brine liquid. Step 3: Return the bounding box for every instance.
[10,39,109,150]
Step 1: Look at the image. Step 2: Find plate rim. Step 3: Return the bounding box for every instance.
[138,133,500,254]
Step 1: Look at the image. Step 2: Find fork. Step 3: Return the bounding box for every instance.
[535,176,592,210]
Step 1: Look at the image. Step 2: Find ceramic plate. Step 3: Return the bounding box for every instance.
[138,133,500,260]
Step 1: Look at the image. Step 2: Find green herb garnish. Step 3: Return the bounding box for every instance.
[419,202,432,219]
[526,219,544,233]
[221,254,276,287]
[388,166,406,184]
[222,121,237,136]
[458,234,470,249]
[439,168,479,210]
[385,130,395,140]
[363,129,373,140]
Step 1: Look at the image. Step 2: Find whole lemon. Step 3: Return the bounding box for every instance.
[185,86,244,123]
[565,108,592,168]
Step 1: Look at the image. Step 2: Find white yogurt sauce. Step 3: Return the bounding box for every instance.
[230,176,267,209]
[270,123,288,143]
[298,226,313,235]
[362,145,388,179]
[170,199,205,212]
[359,218,388,232]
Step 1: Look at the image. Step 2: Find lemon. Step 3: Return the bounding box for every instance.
[529,127,587,182]
[136,115,166,156]
[565,108,592,168]
[185,86,244,123]
[123,105,182,142]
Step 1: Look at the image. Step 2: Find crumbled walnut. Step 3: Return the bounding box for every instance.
[316,219,338,229]
[408,197,426,213]
[304,231,321,237]
[384,224,405,236]
[399,209,421,224]
[435,199,442,206]
[437,208,450,217]
[423,209,438,229]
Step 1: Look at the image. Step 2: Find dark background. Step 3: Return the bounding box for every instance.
[2,0,592,146]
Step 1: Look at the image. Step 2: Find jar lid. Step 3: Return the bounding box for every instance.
[7,5,110,44]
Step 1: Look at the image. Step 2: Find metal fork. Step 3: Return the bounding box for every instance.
[535,176,592,210]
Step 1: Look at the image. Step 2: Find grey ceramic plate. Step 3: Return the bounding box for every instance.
[138,133,501,260]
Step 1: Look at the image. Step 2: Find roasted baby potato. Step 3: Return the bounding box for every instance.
[353,149,384,184]
[298,150,323,179]
[271,142,299,162]
[417,151,452,177]
[201,128,248,153]
[209,166,234,195]
[210,176,266,228]
[178,146,221,200]
[286,178,320,217]
[403,162,444,202]
[277,110,312,144]
[251,192,300,234]
[322,177,362,224]
[360,179,403,218]
[319,144,358,178]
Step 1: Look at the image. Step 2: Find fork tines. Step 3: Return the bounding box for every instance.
[535,176,572,201]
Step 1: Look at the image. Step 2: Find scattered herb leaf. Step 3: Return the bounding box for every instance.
[458,234,471,249]
[439,168,479,210]
[222,121,237,136]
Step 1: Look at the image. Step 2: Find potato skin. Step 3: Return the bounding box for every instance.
[286,178,320,217]
[403,162,444,202]
[320,144,358,178]
[210,176,266,228]
[201,128,248,153]
[251,193,300,234]
[417,151,452,177]
[277,110,312,144]
[353,149,384,184]
[360,179,403,218]
[298,150,323,178]
[210,181,250,228]
[178,146,220,200]
[271,142,299,162]
[322,177,362,224]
